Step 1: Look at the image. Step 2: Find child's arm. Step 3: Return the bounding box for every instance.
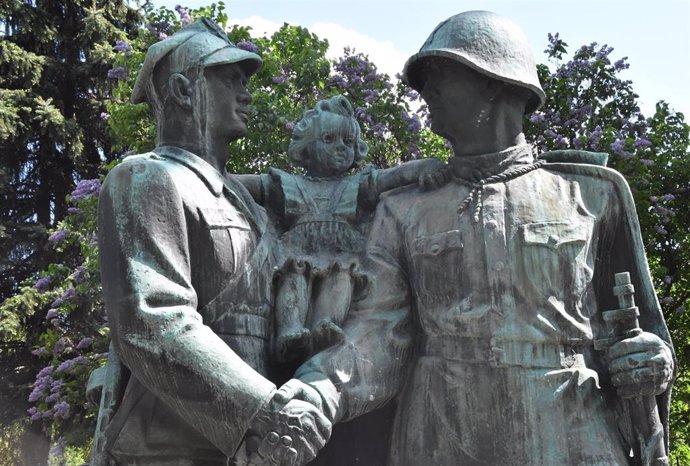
[236,174,268,205]
[374,158,443,195]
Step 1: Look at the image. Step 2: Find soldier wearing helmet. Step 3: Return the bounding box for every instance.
[93,19,330,466]
[293,11,674,465]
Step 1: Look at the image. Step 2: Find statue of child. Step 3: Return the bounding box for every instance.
[242,95,440,362]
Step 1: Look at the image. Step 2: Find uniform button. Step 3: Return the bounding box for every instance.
[494,261,505,271]
[430,244,440,254]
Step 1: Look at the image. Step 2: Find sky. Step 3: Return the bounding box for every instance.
[156,0,690,118]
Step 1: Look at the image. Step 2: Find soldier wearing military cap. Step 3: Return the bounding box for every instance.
[294,11,674,465]
[93,19,330,465]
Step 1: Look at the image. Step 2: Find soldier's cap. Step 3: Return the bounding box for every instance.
[132,17,262,104]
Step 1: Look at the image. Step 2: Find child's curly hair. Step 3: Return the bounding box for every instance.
[288,95,369,171]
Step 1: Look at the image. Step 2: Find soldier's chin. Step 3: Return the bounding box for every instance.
[226,125,248,142]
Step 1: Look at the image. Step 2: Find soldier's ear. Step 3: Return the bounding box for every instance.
[168,73,193,110]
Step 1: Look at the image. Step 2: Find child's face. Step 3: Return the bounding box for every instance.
[309,113,357,177]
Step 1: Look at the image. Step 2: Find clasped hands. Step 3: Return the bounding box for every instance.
[246,379,332,466]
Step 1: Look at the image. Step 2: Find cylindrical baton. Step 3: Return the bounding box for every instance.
[594,272,668,466]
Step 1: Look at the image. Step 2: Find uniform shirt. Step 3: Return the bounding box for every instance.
[298,145,672,465]
[97,146,276,463]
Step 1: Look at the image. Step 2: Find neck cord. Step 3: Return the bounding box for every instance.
[457,160,546,223]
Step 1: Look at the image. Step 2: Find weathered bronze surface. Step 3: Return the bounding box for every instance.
[297,11,674,466]
[93,12,674,466]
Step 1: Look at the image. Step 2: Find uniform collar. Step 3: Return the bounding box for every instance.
[448,144,535,182]
[155,145,225,197]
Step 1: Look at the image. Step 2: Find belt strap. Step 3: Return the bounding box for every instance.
[421,335,587,369]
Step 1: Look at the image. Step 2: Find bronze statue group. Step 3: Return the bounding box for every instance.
[91,12,674,466]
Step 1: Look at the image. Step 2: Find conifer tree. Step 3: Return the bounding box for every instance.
[0,2,140,463]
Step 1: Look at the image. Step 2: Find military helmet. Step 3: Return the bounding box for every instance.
[132,18,262,105]
[403,11,546,113]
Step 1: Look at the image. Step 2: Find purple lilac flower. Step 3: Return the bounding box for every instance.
[543,129,558,138]
[401,111,422,133]
[284,121,295,132]
[158,32,168,40]
[71,179,101,202]
[29,366,54,402]
[595,45,613,61]
[51,318,60,327]
[529,113,545,124]
[676,306,686,314]
[52,287,75,308]
[45,308,59,320]
[664,275,673,285]
[100,112,110,120]
[640,159,654,166]
[56,359,76,373]
[634,137,652,148]
[67,207,81,215]
[663,194,676,202]
[175,5,193,26]
[544,32,561,55]
[28,387,43,403]
[237,41,258,53]
[331,75,347,89]
[50,438,66,461]
[54,401,70,419]
[72,265,87,284]
[45,392,59,403]
[30,410,44,421]
[650,195,659,202]
[653,205,674,220]
[53,339,67,355]
[554,135,568,148]
[613,58,629,71]
[50,380,64,393]
[610,140,633,158]
[655,225,668,235]
[34,276,52,292]
[76,337,93,349]
[587,126,603,149]
[48,230,67,243]
[31,347,49,357]
[547,111,561,125]
[364,93,377,105]
[272,75,288,84]
[107,66,128,80]
[662,296,673,304]
[113,40,132,54]
[146,21,171,35]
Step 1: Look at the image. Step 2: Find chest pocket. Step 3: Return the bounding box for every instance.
[410,229,463,305]
[199,208,251,230]
[199,207,252,276]
[520,220,593,302]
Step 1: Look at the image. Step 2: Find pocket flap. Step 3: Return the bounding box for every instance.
[521,222,588,248]
[413,229,463,255]
[199,207,250,230]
